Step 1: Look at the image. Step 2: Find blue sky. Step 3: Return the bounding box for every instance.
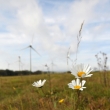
[0,0,110,71]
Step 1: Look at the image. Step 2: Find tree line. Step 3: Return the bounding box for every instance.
[0,69,44,76]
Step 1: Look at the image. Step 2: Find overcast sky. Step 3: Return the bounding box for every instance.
[0,0,110,72]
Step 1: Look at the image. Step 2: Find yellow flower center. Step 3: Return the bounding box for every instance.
[74,85,81,89]
[59,99,64,103]
[77,71,85,77]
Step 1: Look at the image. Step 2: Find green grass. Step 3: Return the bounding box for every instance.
[0,72,110,110]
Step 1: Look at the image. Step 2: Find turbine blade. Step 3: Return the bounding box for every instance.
[21,62,24,65]
[31,34,35,45]
[12,60,18,64]
[51,62,57,66]
[53,64,57,66]
[31,46,41,56]
[67,47,71,55]
[20,46,30,50]
[67,46,71,65]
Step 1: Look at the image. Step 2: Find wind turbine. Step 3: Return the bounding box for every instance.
[6,61,11,70]
[21,38,41,72]
[18,56,24,71]
[11,56,22,71]
[51,61,57,73]
[18,56,21,71]
[6,61,14,70]
[20,63,25,71]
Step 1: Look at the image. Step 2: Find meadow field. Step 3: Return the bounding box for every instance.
[0,72,110,110]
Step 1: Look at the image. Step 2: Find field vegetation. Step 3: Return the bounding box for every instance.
[0,71,110,110]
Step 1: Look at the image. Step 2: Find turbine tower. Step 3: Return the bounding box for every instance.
[51,61,57,73]
[6,61,12,70]
[7,62,10,70]
[22,44,40,72]
[18,56,21,71]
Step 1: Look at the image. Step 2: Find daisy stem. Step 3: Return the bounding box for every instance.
[49,71,51,95]
[47,67,52,100]
[75,90,81,110]
[103,69,107,87]
[48,69,52,95]
[41,87,45,96]
[46,66,52,95]
[41,86,51,110]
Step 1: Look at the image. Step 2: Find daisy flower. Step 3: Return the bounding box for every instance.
[68,78,86,91]
[32,79,46,88]
[71,64,93,78]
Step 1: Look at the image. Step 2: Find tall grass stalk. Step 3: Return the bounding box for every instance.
[74,21,84,65]
[45,64,52,110]
[67,21,84,70]
[95,54,103,84]
[45,64,52,95]
[95,52,108,87]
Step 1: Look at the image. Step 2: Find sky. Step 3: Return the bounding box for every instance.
[0,0,110,72]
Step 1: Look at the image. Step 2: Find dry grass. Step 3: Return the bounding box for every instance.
[0,72,110,110]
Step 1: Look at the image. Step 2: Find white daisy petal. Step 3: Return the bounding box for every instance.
[83,64,89,72]
[85,65,91,73]
[85,74,93,77]
[36,82,40,86]
[82,87,86,89]
[76,79,80,85]
[71,80,76,86]
[75,76,80,79]
[75,75,80,78]
[79,82,81,86]
[42,79,46,86]
[86,69,93,75]
[39,80,42,85]
[82,80,86,86]
[79,88,83,91]
[32,82,36,85]
[32,79,46,88]
[68,83,72,87]
[32,84,35,86]
[69,85,74,89]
